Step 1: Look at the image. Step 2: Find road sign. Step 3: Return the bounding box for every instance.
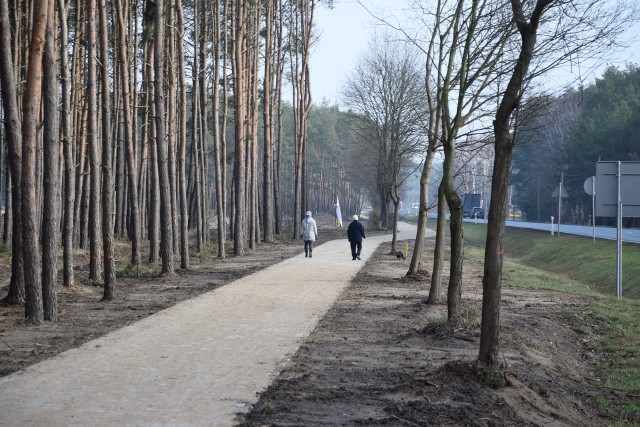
[595,161,640,298]
[596,161,640,218]
[551,183,569,198]
[583,176,595,196]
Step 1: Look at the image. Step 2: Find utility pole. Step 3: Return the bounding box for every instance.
[558,171,563,236]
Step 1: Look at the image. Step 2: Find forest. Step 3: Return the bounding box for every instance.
[0,0,368,324]
[0,0,638,375]
[511,65,640,226]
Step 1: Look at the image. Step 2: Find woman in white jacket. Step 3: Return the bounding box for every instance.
[300,211,318,258]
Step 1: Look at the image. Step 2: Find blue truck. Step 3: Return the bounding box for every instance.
[461,193,483,218]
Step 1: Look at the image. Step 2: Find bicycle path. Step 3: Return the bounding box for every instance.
[0,222,424,426]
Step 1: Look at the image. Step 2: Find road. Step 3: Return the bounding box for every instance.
[462,217,640,244]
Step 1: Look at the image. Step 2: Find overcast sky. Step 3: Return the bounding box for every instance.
[308,0,640,107]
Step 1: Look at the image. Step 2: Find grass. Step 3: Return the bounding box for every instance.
[116,261,160,278]
[462,222,640,299]
[462,244,640,422]
[454,222,640,423]
[586,297,640,423]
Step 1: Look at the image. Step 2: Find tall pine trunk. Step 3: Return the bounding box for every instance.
[21,0,49,323]
[58,0,75,287]
[115,0,141,268]
[154,0,174,274]
[262,0,275,243]
[175,0,189,268]
[99,0,115,298]
[211,0,226,257]
[42,0,60,320]
[87,0,102,283]
[0,0,24,304]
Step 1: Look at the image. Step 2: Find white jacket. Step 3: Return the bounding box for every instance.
[300,217,318,241]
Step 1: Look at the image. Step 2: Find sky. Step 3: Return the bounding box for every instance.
[309,0,640,107]
[309,0,404,105]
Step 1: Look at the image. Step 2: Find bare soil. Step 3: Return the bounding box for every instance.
[0,220,619,425]
[238,238,615,426]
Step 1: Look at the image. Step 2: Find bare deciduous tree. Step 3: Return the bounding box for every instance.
[479,0,636,368]
[343,33,426,242]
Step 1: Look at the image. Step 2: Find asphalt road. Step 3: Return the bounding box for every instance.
[463,217,640,244]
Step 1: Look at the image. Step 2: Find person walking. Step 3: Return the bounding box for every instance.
[347,214,365,260]
[300,211,318,258]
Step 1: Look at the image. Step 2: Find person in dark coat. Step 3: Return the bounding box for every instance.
[347,214,366,260]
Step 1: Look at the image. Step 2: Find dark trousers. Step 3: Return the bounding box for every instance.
[304,240,314,255]
[350,241,362,259]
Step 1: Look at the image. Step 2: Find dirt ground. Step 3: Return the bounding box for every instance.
[238,238,615,426]
[0,219,619,425]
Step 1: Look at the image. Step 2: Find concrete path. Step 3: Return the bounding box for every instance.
[0,222,423,426]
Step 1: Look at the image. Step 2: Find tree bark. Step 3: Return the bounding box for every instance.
[211,0,226,257]
[0,0,24,304]
[154,0,174,274]
[175,0,189,268]
[42,0,60,320]
[232,0,247,255]
[198,7,208,248]
[220,0,230,243]
[262,0,275,243]
[21,0,49,323]
[115,0,141,268]
[406,146,436,276]
[479,0,552,368]
[191,1,203,252]
[166,0,178,255]
[58,0,75,287]
[442,136,464,320]
[428,183,447,304]
[99,0,115,298]
[147,45,160,263]
[87,0,102,283]
[273,11,284,236]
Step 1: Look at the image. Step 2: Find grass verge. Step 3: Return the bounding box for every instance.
[459,224,639,423]
[462,222,640,298]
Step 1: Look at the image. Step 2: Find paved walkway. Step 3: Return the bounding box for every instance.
[0,222,423,426]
